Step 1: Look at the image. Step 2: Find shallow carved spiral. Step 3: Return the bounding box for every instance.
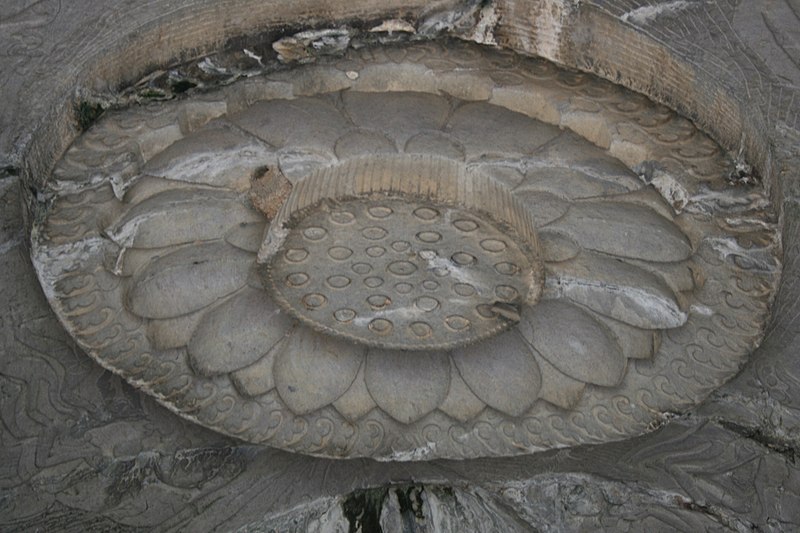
[32,40,780,460]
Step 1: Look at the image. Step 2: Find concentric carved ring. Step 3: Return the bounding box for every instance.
[259,155,544,350]
[31,40,780,460]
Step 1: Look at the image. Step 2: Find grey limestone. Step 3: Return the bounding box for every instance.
[1,0,800,531]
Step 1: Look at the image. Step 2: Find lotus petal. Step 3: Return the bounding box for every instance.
[365,350,450,424]
[122,175,200,205]
[514,191,569,227]
[535,354,586,409]
[452,330,541,417]
[404,131,465,160]
[586,309,660,360]
[147,307,207,350]
[539,230,579,262]
[107,189,262,249]
[546,252,688,329]
[127,242,252,319]
[519,301,625,387]
[277,148,338,181]
[604,189,676,220]
[118,246,176,277]
[546,201,691,262]
[273,328,365,415]
[343,91,450,145]
[188,287,293,375]
[333,363,377,422]
[142,123,275,191]
[437,359,486,422]
[226,222,267,253]
[231,335,289,397]
[518,167,634,199]
[528,130,640,188]
[624,258,698,293]
[334,129,396,159]
[232,97,350,152]
[447,102,561,159]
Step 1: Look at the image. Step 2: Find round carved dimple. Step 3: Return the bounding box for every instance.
[352,263,372,275]
[392,241,411,252]
[328,246,353,260]
[260,155,544,350]
[476,304,496,319]
[327,275,351,289]
[367,295,391,309]
[364,276,384,288]
[417,231,442,243]
[445,315,470,331]
[413,207,439,221]
[369,318,393,334]
[330,210,356,225]
[286,272,310,287]
[415,296,440,312]
[366,246,386,258]
[422,280,439,291]
[285,249,309,263]
[395,283,413,294]
[303,226,327,241]
[454,283,477,297]
[334,308,356,323]
[409,322,433,338]
[452,252,477,266]
[419,250,437,260]
[495,285,519,301]
[495,262,520,276]
[362,226,388,240]
[302,293,327,309]
[368,206,393,218]
[388,261,418,276]
[481,239,507,252]
[453,219,479,232]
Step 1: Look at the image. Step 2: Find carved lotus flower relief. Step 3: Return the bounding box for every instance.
[33,42,780,459]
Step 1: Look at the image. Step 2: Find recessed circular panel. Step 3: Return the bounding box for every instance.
[260,156,543,350]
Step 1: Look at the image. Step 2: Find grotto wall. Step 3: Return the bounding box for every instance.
[1,1,799,531]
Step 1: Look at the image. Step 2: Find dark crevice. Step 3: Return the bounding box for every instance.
[75,100,105,131]
[342,486,389,533]
[717,420,798,462]
[395,486,426,532]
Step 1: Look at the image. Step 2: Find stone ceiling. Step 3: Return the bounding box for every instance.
[1,0,799,530]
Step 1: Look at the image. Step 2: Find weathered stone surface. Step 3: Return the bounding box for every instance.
[546,252,688,329]
[364,350,450,424]
[2,0,799,528]
[332,362,377,421]
[141,123,275,191]
[126,242,253,319]
[545,201,692,262]
[273,327,365,415]
[447,101,562,159]
[437,360,486,422]
[535,355,586,409]
[452,330,542,417]
[232,97,349,154]
[342,91,451,145]
[29,42,779,461]
[188,287,292,376]
[519,300,626,387]
[107,189,262,248]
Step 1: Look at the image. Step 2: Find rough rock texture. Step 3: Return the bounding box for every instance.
[1,0,799,531]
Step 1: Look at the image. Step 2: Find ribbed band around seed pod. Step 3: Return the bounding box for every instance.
[258,155,544,351]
